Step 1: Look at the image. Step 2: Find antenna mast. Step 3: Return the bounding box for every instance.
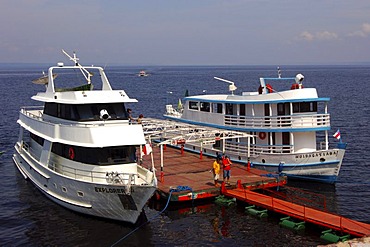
[61,49,93,84]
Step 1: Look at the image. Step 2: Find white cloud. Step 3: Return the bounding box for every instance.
[298,31,338,41]
[299,31,314,41]
[348,22,370,37]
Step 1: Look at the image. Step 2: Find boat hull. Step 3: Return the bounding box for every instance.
[13,146,156,224]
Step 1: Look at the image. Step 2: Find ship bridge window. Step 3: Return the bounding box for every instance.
[200,102,210,112]
[292,102,317,113]
[44,103,127,121]
[189,101,199,110]
[51,143,137,165]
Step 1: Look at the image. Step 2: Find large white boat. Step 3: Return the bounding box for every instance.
[13,50,157,223]
[164,71,346,183]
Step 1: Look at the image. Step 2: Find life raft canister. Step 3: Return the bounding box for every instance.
[259,132,267,140]
[68,147,75,160]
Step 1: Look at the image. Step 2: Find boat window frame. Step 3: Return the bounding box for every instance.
[188,101,199,111]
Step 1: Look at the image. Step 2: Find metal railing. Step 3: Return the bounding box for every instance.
[225,141,293,156]
[224,113,330,130]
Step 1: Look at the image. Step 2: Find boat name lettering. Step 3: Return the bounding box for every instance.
[95,187,127,194]
[295,151,338,159]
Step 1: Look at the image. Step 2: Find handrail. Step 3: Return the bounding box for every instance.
[48,161,143,185]
[225,113,330,129]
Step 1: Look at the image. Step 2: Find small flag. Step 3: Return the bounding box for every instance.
[333,129,341,140]
[142,143,152,155]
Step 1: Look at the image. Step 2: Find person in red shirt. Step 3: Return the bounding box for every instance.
[222,155,232,185]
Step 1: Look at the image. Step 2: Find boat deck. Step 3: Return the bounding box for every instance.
[142,145,287,202]
[222,184,370,237]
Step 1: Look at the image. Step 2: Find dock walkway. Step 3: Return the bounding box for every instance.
[143,145,286,202]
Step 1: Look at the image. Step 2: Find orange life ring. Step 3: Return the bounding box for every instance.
[259,132,266,140]
[68,147,75,160]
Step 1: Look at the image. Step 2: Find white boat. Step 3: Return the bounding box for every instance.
[164,71,346,183]
[13,50,157,223]
[138,70,148,77]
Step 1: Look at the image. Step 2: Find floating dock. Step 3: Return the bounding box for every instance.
[141,118,370,240]
[143,145,287,202]
[222,182,370,237]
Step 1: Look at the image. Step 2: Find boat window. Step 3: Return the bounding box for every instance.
[292,102,318,113]
[240,104,246,116]
[51,143,137,165]
[225,103,233,115]
[44,103,127,121]
[30,133,44,146]
[189,101,199,110]
[212,103,223,114]
[200,102,210,112]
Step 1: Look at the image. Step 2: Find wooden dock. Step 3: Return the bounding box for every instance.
[143,145,287,202]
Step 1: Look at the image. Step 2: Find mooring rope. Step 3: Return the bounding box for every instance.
[111,185,192,247]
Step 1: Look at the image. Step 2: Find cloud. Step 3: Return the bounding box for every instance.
[348,22,370,37]
[298,31,338,41]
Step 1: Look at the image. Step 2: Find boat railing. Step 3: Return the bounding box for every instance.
[48,161,150,186]
[21,106,44,121]
[225,141,293,155]
[224,113,330,130]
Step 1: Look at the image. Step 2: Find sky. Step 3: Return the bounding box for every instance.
[1,0,370,65]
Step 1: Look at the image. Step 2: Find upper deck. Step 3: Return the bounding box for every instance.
[165,74,331,132]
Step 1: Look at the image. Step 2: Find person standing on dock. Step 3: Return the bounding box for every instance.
[212,158,221,187]
[222,155,232,185]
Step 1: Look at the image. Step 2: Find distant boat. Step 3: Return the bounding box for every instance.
[32,71,57,85]
[138,70,148,77]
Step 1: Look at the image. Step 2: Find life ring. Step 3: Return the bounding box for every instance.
[259,132,266,140]
[68,147,75,160]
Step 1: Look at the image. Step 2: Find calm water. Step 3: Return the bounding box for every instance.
[0,65,369,246]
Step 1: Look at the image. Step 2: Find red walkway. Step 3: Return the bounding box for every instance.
[222,183,370,237]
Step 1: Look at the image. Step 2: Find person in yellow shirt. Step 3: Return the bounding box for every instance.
[212,158,221,187]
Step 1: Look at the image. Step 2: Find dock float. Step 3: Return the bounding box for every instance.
[144,145,287,202]
[221,183,370,238]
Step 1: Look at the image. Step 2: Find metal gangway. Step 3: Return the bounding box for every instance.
[139,118,254,182]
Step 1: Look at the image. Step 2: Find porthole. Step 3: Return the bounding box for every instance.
[262,159,266,163]
[77,191,84,197]
[62,187,67,193]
